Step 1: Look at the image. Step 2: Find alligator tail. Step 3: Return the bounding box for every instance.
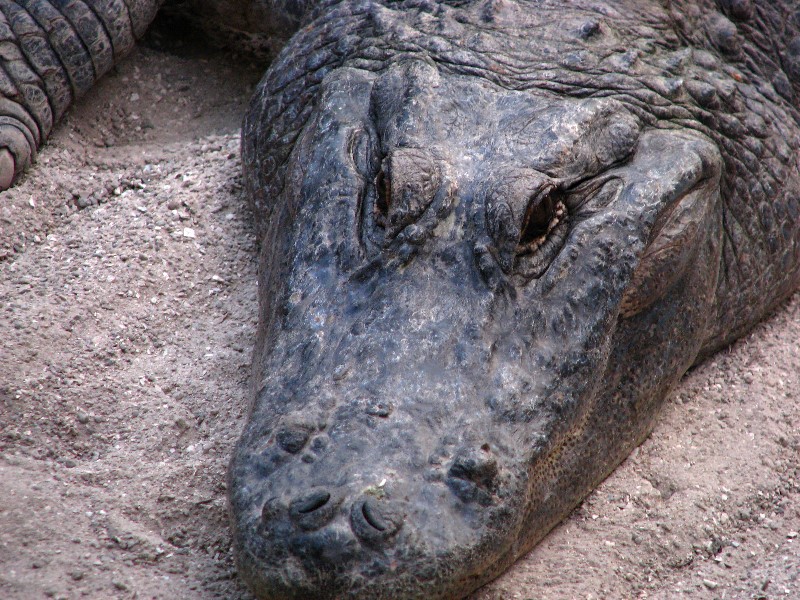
[0,0,162,189]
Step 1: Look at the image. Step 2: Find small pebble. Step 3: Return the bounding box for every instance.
[182,227,196,239]
[703,579,719,590]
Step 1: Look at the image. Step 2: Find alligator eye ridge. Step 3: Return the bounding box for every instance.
[517,186,567,254]
[372,149,442,236]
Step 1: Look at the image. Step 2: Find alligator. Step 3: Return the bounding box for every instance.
[2,1,799,598]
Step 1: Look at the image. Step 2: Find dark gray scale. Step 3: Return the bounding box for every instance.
[0,1,56,142]
[86,0,135,61]
[51,0,115,79]
[0,0,71,121]
[16,0,96,97]
[718,0,755,21]
[123,0,158,39]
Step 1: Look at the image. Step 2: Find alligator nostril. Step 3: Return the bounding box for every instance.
[289,488,342,531]
[295,490,331,514]
[291,489,331,514]
[350,497,403,545]
[361,499,388,531]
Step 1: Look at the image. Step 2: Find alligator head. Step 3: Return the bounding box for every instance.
[230,55,724,599]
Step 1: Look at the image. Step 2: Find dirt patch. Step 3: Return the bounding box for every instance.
[1,36,798,600]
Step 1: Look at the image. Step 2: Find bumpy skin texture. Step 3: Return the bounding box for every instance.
[232,1,800,599]
[0,0,161,188]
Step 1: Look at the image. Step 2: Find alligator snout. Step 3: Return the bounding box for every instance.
[232,378,523,597]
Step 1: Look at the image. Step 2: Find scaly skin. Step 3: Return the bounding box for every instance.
[0,1,798,599]
[0,0,161,188]
[234,1,800,598]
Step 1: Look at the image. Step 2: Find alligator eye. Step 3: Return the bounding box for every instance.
[517,186,567,253]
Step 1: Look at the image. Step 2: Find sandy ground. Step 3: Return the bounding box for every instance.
[1,30,798,600]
